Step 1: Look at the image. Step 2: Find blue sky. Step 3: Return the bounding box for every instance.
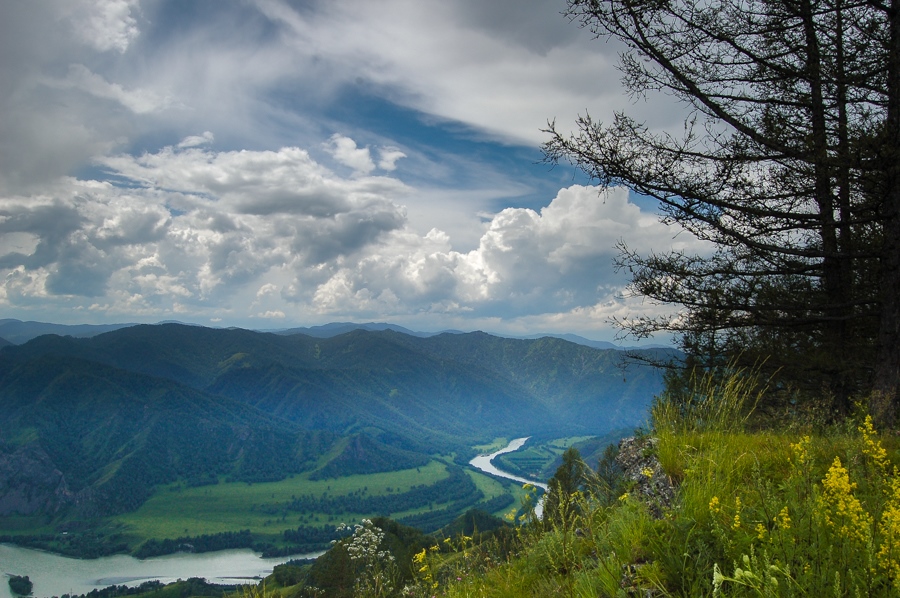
[0,0,702,341]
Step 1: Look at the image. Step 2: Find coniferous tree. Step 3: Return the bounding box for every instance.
[543,447,588,529]
[545,0,900,422]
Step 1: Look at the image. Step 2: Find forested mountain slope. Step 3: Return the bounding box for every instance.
[0,324,672,519]
[0,354,335,517]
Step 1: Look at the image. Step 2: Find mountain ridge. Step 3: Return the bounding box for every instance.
[0,322,674,522]
[0,318,670,351]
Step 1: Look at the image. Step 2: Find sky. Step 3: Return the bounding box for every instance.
[0,0,704,342]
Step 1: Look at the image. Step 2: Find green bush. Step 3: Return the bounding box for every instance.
[8,576,33,596]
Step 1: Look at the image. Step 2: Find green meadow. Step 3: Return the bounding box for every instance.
[114,457,524,543]
[116,460,450,540]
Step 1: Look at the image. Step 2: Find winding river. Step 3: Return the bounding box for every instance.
[1,438,543,598]
[468,437,548,518]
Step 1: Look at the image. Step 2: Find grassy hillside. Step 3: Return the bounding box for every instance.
[425,375,900,597]
[220,368,900,598]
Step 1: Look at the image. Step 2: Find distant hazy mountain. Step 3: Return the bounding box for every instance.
[0,318,672,351]
[265,322,674,351]
[271,321,432,338]
[0,318,137,344]
[509,333,622,350]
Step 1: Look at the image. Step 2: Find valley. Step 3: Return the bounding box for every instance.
[2,435,549,598]
[0,321,669,562]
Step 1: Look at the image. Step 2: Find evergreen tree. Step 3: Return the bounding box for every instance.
[543,447,588,529]
[545,0,900,422]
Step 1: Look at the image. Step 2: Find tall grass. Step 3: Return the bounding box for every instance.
[247,367,900,597]
[435,367,900,597]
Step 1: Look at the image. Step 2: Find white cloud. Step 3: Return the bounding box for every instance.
[98,143,410,222]
[0,0,684,193]
[254,0,680,145]
[325,134,376,176]
[377,147,407,171]
[67,0,141,54]
[301,185,707,321]
[0,152,696,334]
[178,131,215,148]
[256,282,278,297]
[0,1,699,338]
[257,310,285,319]
[0,142,413,311]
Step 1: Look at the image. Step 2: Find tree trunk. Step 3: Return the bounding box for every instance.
[872,0,900,428]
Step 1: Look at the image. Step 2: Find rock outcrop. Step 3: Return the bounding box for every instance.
[0,442,72,516]
[615,436,675,518]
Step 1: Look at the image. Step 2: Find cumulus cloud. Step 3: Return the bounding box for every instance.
[0,141,414,313]
[256,282,278,297]
[257,310,286,319]
[377,147,407,172]
[302,186,706,319]
[0,1,699,338]
[325,134,376,175]
[0,147,697,336]
[98,141,410,223]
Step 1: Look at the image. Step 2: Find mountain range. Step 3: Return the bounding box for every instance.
[0,318,667,350]
[0,322,676,519]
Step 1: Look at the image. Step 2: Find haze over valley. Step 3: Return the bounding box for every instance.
[0,320,670,564]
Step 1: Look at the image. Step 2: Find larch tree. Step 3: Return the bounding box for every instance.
[544,0,900,423]
[542,447,589,530]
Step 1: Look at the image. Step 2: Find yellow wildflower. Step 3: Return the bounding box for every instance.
[775,506,791,530]
[709,496,721,514]
[819,456,872,544]
[877,476,900,586]
[859,415,890,472]
[732,496,742,530]
[790,435,811,467]
[756,523,767,540]
[641,467,654,478]
[618,492,629,502]
[412,547,437,590]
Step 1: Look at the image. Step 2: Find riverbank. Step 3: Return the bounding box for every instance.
[0,545,322,598]
[468,437,548,518]
[0,439,542,598]
[468,438,548,491]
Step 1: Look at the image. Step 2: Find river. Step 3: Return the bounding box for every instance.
[468,437,548,518]
[0,438,541,598]
[0,546,322,598]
